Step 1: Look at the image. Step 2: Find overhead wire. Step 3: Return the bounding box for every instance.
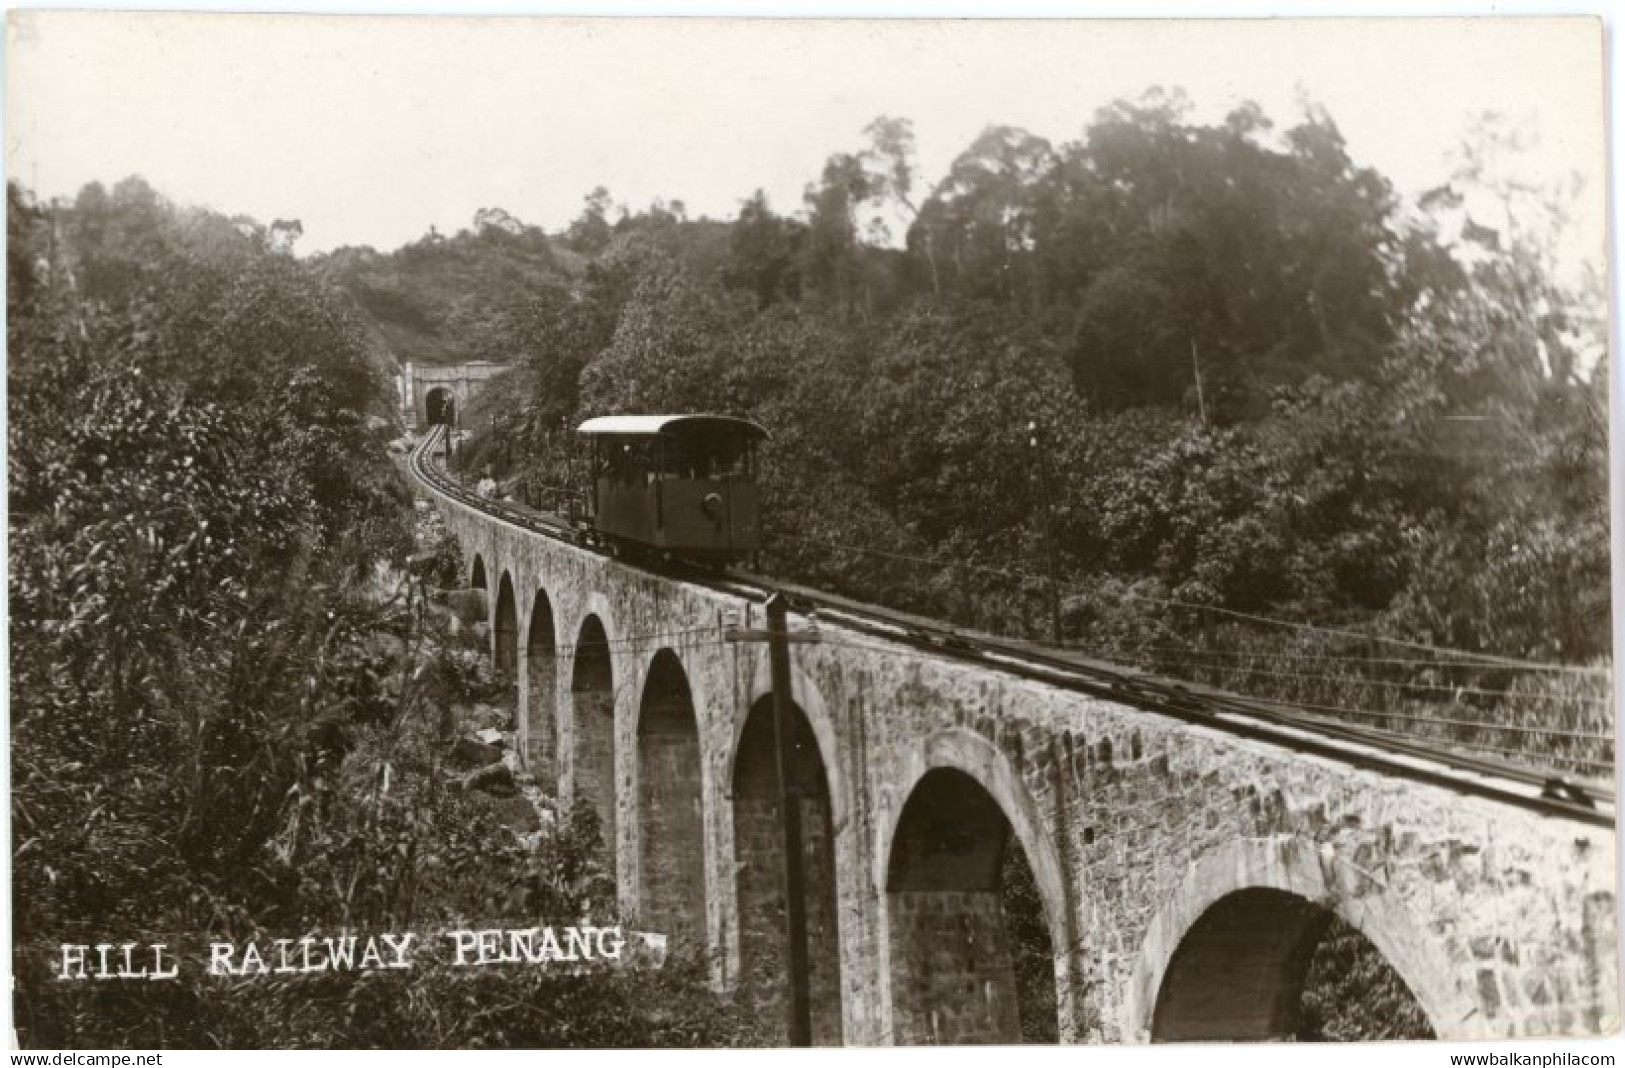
[1333,723,1616,775]
[774,532,1610,676]
[1141,654,1612,706]
[1129,644,1614,675]
[808,633,1611,740]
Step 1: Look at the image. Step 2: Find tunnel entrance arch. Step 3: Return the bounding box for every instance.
[885,767,1058,1044]
[635,650,706,943]
[426,386,456,426]
[732,694,843,1044]
[525,591,557,783]
[570,614,616,863]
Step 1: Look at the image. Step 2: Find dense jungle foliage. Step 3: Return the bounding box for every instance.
[424,96,1610,778]
[7,88,1609,1047]
[7,178,767,1048]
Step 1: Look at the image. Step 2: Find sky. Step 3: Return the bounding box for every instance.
[3,12,1609,270]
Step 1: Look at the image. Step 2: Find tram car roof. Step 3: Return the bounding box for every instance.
[576,414,769,440]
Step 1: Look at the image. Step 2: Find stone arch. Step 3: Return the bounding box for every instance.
[1130,835,1464,1042]
[570,612,616,862]
[425,386,456,426]
[524,588,557,782]
[731,691,844,1045]
[737,658,844,828]
[469,553,487,592]
[635,649,706,943]
[879,732,1068,1045]
[493,571,518,674]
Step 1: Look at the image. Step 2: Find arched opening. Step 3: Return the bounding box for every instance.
[732,695,842,1044]
[426,386,456,426]
[635,650,706,943]
[1151,889,1435,1042]
[570,614,616,863]
[494,572,517,675]
[885,767,1057,1045]
[470,554,486,592]
[525,591,557,783]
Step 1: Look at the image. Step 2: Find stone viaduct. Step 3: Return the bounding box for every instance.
[425,473,1619,1046]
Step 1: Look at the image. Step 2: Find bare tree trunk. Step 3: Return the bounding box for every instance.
[1190,336,1209,427]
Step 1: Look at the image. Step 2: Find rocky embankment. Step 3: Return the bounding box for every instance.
[409,489,560,847]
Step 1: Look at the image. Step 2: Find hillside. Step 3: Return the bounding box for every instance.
[316,212,582,368]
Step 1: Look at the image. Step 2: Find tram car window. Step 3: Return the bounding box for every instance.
[577,414,767,563]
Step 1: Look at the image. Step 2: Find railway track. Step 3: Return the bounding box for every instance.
[410,425,1617,828]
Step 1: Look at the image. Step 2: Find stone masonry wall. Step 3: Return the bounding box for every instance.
[732,700,844,1044]
[524,600,557,786]
[887,889,1022,1044]
[637,692,707,942]
[569,628,616,860]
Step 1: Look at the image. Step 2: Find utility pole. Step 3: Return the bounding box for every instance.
[726,594,819,1045]
[1028,420,1063,647]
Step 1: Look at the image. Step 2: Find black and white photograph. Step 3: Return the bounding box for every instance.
[3,8,1618,1054]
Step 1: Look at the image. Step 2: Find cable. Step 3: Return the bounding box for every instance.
[1143,655,1612,706]
[1255,703,1612,743]
[772,533,1031,583]
[775,532,1609,676]
[812,633,1613,744]
[1221,693,1615,743]
[1129,644,1615,675]
[1335,722,1615,774]
[1117,592,1608,675]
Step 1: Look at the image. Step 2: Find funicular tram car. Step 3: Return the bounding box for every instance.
[576,415,767,565]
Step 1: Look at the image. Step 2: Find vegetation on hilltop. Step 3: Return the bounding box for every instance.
[453,94,1607,695]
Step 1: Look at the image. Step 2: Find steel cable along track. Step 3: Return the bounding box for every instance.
[410,425,1616,828]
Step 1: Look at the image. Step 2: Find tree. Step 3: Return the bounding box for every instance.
[474,205,523,237]
[860,115,939,297]
[721,189,802,308]
[800,152,875,312]
[579,266,748,415]
[913,125,1056,305]
[566,186,616,254]
[269,217,303,253]
[9,178,773,1049]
